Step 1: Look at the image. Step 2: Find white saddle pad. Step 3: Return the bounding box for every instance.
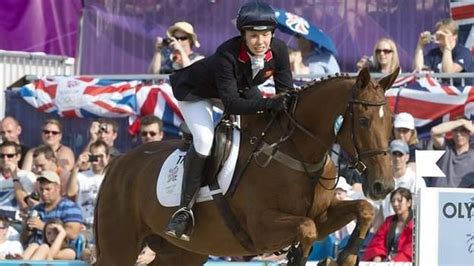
[156,122,240,207]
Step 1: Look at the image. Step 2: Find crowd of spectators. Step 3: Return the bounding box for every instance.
[0,115,164,264]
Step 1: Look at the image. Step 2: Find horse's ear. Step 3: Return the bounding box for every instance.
[378,67,400,91]
[355,67,371,89]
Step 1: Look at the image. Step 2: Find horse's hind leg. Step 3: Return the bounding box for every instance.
[315,199,374,266]
[147,235,208,266]
[95,215,142,266]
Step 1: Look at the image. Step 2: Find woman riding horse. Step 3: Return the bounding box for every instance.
[165,0,294,241]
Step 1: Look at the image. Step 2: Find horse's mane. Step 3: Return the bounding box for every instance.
[296,74,354,94]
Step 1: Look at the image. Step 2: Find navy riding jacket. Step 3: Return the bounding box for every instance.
[170,36,294,115]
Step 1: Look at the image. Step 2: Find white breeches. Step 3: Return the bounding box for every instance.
[178,100,215,156]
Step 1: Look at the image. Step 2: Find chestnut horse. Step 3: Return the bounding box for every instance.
[94,68,399,266]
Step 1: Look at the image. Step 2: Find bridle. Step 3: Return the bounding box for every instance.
[253,83,389,179]
[345,87,390,175]
[233,81,391,194]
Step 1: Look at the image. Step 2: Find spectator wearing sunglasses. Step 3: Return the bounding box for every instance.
[413,19,473,85]
[0,141,36,212]
[356,37,401,74]
[22,119,75,173]
[139,115,164,144]
[148,21,204,74]
[0,116,29,168]
[427,116,474,188]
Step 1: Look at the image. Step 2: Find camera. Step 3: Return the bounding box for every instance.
[99,124,107,133]
[428,33,437,43]
[89,155,99,162]
[162,38,172,46]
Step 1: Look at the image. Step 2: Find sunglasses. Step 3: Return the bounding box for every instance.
[375,49,393,54]
[42,130,61,135]
[173,36,189,41]
[141,131,158,137]
[0,153,17,159]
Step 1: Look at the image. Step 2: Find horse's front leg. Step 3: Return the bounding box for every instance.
[315,199,375,266]
[249,210,317,266]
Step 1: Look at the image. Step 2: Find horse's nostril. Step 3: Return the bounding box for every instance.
[372,181,384,197]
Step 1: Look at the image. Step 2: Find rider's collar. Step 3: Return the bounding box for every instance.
[238,42,273,63]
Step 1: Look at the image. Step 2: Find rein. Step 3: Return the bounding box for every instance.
[237,81,390,192]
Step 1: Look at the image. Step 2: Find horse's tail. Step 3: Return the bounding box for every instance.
[93,154,123,259]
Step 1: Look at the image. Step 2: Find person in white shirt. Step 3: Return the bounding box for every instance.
[0,216,23,259]
[375,140,426,226]
[0,141,36,212]
[66,140,109,227]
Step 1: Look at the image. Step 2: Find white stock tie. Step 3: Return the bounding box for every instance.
[250,54,265,78]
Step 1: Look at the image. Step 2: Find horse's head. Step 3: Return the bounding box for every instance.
[337,67,400,200]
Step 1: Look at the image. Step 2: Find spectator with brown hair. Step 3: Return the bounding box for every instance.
[84,118,120,158]
[428,116,474,188]
[413,18,473,85]
[66,140,109,227]
[140,115,164,144]
[0,116,29,167]
[357,37,401,74]
[22,119,75,172]
[22,219,75,260]
[0,141,36,212]
[32,145,69,195]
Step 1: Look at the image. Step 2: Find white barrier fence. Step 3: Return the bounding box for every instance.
[0,50,75,117]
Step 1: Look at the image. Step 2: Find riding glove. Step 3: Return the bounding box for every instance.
[266,97,286,112]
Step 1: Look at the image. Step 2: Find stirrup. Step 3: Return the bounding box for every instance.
[165,207,196,241]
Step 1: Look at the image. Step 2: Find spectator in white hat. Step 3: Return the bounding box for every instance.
[393,112,420,170]
[148,21,204,74]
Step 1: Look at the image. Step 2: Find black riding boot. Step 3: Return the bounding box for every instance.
[164,146,207,241]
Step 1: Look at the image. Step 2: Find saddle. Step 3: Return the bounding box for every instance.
[180,114,236,185]
[180,115,255,252]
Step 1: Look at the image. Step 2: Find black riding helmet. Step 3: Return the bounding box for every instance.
[236,1,276,32]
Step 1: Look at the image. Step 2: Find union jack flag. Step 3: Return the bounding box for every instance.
[17,75,474,139]
[388,74,474,139]
[17,76,183,136]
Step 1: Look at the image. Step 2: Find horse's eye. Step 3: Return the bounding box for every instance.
[359,117,370,128]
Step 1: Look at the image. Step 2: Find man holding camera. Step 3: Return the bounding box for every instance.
[66,140,109,227]
[148,21,204,74]
[84,119,120,158]
[413,18,473,85]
